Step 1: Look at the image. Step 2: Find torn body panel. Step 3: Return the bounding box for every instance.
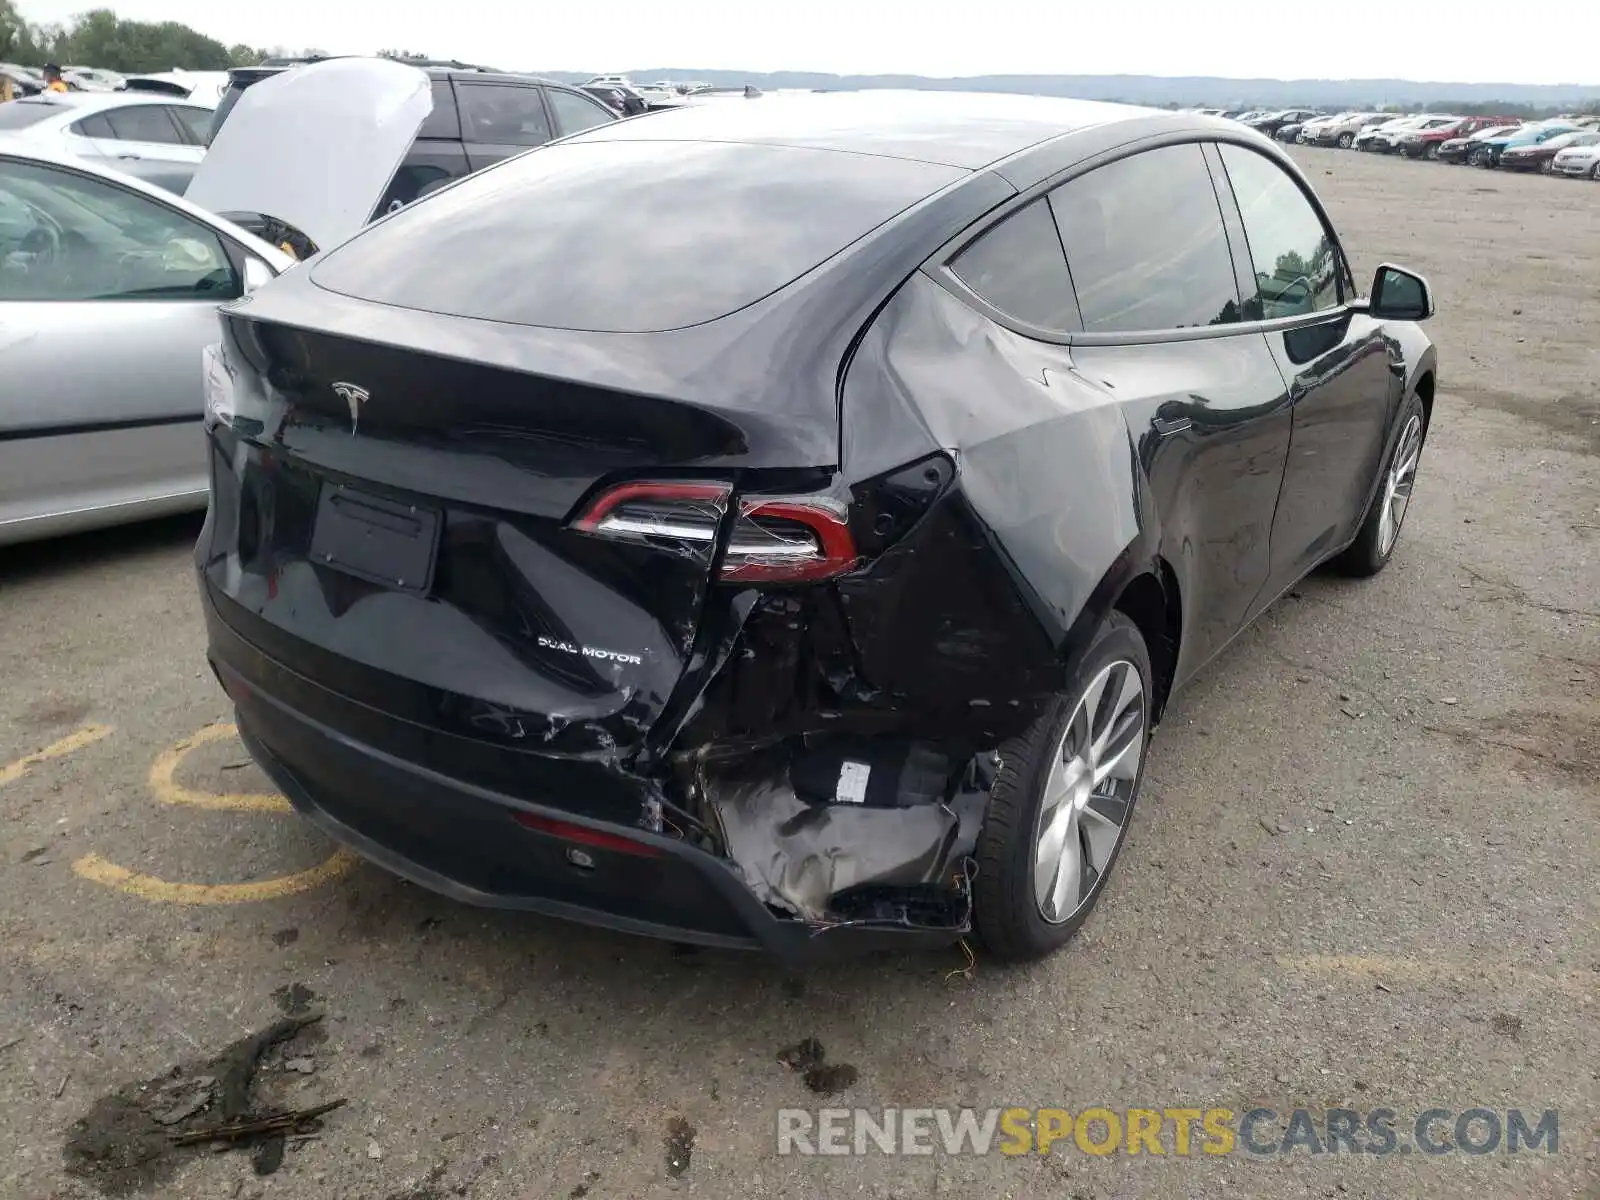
[656,277,1166,940]
[843,275,1144,652]
[703,747,964,923]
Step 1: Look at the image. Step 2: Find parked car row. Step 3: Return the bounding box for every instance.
[1,56,621,204]
[1265,109,1600,178]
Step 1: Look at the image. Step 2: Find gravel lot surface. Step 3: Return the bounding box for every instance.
[2,144,1596,1200]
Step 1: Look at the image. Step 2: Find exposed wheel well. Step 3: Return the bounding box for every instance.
[1113,565,1181,723]
[1415,370,1435,431]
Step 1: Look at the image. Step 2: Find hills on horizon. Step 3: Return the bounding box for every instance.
[539,68,1600,109]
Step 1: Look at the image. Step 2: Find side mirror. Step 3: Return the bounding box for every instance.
[242,255,275,293]
[1368,264,1434,321]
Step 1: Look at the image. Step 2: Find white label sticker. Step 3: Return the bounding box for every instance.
[836,760,871,805]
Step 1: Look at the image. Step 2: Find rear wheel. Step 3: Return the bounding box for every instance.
[973,613,1151,962]
[1592,162,1600,181]
[1337,132,1354,149]
[1425,142,1441,160]
[1333,393,1427,577]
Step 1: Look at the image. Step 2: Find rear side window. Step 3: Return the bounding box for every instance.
[419,80,460,138]
[105,105,183,145]
[72,112,116,138]
[456,83,551,147]
[546,87,614,137]
[312,140,963,333]
[1217,144,1342,320]
[950,197,1078,330]
[1051,143,1242,332]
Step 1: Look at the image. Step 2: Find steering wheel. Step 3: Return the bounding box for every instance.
[19,225,60,267]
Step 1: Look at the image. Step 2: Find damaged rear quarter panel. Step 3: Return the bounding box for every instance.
[837,273,1146,728]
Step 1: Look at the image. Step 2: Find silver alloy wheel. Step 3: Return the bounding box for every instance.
[1377,413,1423,557]
[1032,660,1146,925]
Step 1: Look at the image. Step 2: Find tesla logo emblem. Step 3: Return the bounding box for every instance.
[331,382,369,434]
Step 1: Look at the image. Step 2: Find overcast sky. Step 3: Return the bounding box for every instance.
[18,0,1599,85]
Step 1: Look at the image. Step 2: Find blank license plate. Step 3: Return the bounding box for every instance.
[309,484,440,594]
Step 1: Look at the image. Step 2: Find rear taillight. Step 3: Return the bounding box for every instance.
[572,481,859,584]
[723,496,855,583]
[572,455,952,586]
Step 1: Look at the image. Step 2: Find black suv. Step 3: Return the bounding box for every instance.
[207,57,619,215]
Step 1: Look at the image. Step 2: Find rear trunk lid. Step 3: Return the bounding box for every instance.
[201,310,762,767]
[197,132,991,789]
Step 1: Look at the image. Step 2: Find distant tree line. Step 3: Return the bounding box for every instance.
[1,0,266,73]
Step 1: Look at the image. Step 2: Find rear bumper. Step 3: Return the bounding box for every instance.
[202,591,964,963]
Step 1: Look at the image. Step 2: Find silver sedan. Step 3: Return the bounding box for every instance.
[0,91,216,193]
[0,141,292,547]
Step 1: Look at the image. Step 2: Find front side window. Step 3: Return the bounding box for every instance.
[0,159,239,302]
[456,83,552,147]
[949,197,1078,330]
[1051,143,1242,333]
[547,88,615,137]
[1217,144,1342,320]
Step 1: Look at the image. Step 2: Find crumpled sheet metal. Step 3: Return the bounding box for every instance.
[707,758,960,922]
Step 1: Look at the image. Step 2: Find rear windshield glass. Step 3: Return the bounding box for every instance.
[0,101,59,131]
[310,139,963,333]
[205,81,250,146]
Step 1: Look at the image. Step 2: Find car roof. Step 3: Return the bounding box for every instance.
[227,58,567,88]
[5,90,210,112]
[564,89,1211,170]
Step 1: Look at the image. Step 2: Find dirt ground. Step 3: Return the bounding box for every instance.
[1,145,1596,1200]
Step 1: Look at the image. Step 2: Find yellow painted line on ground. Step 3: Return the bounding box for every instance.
[1275,954,1594,997]
[148,723,289,813]
[0,724,114,789]
[71,849,358,905]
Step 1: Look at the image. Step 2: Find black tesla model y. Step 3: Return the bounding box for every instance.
[197,92,1436,963]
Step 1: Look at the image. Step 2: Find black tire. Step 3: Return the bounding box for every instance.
[1592,162,1600,181]
[1425,142,1440,160]
[972,612,1152,962]
[1333,392,1427,578]
[1337,132,1354,149]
